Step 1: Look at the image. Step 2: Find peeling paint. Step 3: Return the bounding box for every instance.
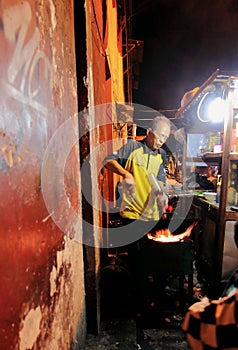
[50,265,57,297]
[49,0,57,30]
[19,307,42,350]
[42,211,55,223]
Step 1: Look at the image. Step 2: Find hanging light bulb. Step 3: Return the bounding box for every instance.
[197,82,227,123]
[207,97,227,122]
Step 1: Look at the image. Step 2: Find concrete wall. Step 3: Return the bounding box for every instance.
[85,0,126,204]
[0,0,86,349]
[80,0,126,334]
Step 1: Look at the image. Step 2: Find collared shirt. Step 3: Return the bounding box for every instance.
[104,139,167,220]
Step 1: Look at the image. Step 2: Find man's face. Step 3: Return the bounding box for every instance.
[147,122,170,150]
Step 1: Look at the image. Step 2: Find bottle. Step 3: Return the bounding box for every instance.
[147,173,162,195]
[147,173,164,216]
[216,175,222,203]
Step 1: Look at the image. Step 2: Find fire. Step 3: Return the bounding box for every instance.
[147,221,197,243]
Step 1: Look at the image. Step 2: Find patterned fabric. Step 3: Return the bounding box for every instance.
[182,288,238,349]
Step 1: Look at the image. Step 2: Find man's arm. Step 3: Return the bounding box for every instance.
[157,150,168,212]
[104,159,136,195]
[104,159,129,178]
[157,180,168,214]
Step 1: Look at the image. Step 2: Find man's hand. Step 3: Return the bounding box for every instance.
[156,192,168,214]
[122,172,136,197]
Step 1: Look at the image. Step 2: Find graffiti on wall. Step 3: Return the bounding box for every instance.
[0,1,53,170]
[2,0,52,114]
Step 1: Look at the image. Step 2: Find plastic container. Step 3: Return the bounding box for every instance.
[204,192,216,201]
[147,173,162,195]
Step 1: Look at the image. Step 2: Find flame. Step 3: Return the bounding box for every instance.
[147,221,197,243]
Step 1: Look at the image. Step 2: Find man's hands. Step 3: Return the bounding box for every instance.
[104,159,169,217]
[123,171,168,216]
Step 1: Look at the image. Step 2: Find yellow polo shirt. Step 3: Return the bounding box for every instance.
[104,139,166,221]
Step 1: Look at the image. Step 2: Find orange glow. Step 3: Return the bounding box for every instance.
[165,205,173,212]
[147,221,197,243]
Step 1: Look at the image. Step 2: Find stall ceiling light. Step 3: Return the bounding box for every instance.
[207,97,227,122]
[197,91,226,123]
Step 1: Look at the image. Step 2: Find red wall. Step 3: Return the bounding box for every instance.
[0,1,85,348]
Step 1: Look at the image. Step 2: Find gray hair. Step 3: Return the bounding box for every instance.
[150,115,171,131]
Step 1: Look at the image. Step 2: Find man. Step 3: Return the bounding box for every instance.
[103,116,171,315]
[103,115,171,244]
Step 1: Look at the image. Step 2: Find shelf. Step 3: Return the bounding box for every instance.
[202,152,238,163]
[186,157,208,166]
[193,196,238,221]
[202,152,222,163]
[230,152,238,160]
